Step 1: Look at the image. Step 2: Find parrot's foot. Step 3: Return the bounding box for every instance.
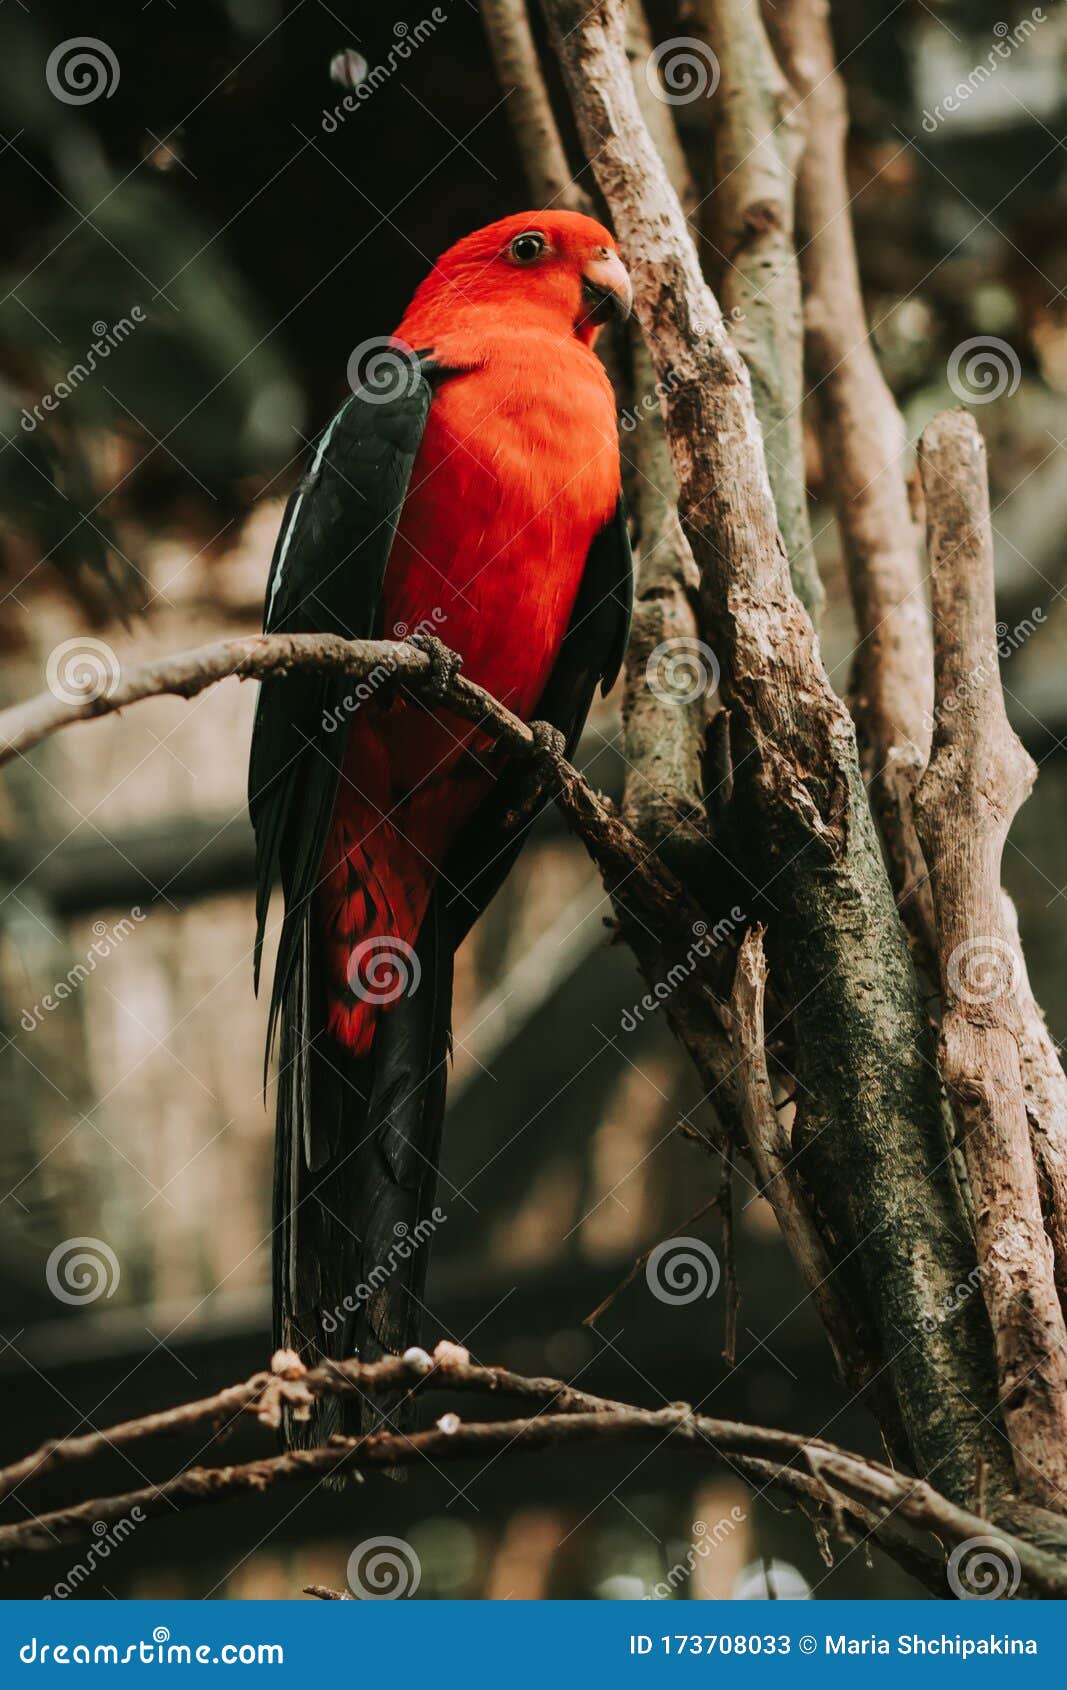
[529,720,567,766]
[409,633,463,703]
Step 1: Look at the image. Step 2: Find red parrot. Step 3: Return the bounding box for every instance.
[249,211,632,1446]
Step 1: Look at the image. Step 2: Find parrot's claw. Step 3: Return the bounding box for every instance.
[529,720,567,765]
[409,633,463,703]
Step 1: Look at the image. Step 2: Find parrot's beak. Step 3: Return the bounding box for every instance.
[580,250,633,325]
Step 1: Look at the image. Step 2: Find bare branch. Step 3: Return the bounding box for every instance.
[1001,890,1067,1307]
[762,0,934,943]
[3,1351,1064,1594]
[479,0,590,211]
[0,631,702,943]
[765,0,1067,1318]
[914,409,1067,1508]
[700,0,821,619]
[0,1346,625,1507]
[540,0,1003,1507]
[728,929,873,1397]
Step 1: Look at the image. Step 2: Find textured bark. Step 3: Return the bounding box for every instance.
[729,929,869,1395]
[700,0,821,620]
[479,0,590,211]
[541,0,1004,1508]
[762,0,934,944]
[620,336,709,884]
[625,1,698,217]
[914,410,1067,1508]
[1001,891,1067,1307]
[765,0,1067,1315]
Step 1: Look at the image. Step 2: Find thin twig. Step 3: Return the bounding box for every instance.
[2,1359,1065,1594]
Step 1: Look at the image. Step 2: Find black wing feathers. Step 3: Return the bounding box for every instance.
[249,376,433,1029]
[251,371,632,1462]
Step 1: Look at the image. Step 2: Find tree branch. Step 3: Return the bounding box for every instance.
[761,0,934,943]
[0,631,699,942]
[765,0,1067,1330]
[700,0,821,619]
[3,1347,1065,1595]
[478,0,590,211]
[540,0,1003,1509]
[914,409,1067,1509]
[728,929,874,1400]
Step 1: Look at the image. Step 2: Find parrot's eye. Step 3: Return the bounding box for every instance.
[508,231,547,264]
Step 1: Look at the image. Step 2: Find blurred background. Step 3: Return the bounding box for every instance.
[1,0,1066,1600]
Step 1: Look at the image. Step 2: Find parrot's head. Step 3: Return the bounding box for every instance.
[399,211,633,350]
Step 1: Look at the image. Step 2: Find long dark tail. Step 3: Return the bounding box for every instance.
[272,900,452,1455]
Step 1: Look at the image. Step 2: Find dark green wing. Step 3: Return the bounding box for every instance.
[248,366,434,1040]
